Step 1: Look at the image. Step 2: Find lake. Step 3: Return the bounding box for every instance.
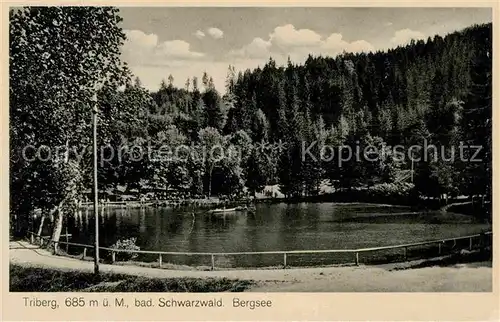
[61,203,490,268]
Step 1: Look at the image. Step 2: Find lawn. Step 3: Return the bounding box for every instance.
[9,264,254,292]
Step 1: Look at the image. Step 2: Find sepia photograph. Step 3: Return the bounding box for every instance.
[8,6,493,295]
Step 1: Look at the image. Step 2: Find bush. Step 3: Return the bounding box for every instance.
[358,182,415,204]
[366,182,414,199]
[110,237,140,261]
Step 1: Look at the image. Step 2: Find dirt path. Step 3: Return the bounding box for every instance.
[9,241,492,292]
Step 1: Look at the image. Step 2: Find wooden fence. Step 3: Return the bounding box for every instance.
[26,231,492,270]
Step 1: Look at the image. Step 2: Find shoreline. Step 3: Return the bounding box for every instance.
[77,195,487,208]
[77,200,412,209]
[72,197,490,220]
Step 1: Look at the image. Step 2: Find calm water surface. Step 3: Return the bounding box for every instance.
[63,203,490,267]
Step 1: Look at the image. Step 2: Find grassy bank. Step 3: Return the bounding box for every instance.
[9,264,254,292]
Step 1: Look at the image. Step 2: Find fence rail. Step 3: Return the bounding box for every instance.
[26,231,492,270]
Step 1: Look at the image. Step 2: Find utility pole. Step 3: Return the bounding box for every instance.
[92,92,100,275]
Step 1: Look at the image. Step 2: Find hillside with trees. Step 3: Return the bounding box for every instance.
[100,22,492,202]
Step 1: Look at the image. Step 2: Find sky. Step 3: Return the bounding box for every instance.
[118,7,492,93]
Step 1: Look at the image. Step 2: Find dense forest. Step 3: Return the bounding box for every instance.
[96,22,492,200]
[10,7,492,241]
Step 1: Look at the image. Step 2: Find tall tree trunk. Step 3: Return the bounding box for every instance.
[37,213,45,237]
[50,201,64,253]
[37,207,57,242]
[36,210,47,244]
[51,139,70,252]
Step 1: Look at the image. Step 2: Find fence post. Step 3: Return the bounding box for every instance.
[82,247,87,260]
[111,251,116,264]
[283,253,287,269]
[438,242,442,255]
[159,254,162,267]
[30,233,34,244]
[403,247,407,261]
[469,237,473,250]
[355,252,359,266]
[211,254,215,271]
